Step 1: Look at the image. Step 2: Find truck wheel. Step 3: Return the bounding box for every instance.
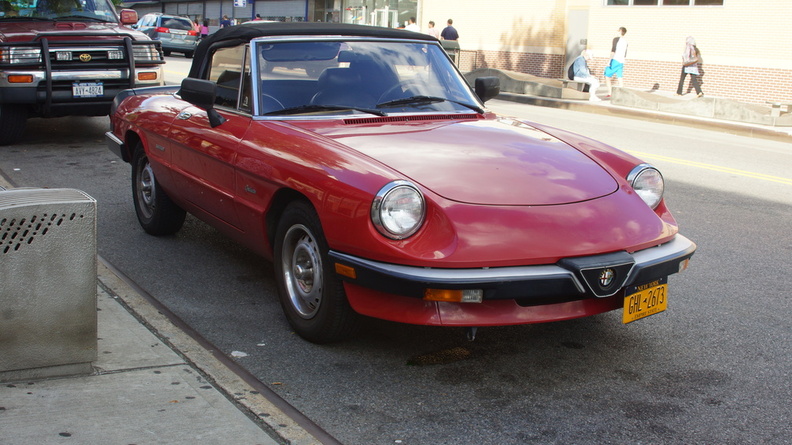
[274,201,360,343]
[132,143,186,235]
[0,105,27,146]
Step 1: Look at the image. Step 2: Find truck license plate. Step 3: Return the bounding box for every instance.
[73,82,103,98]
[623,277,668,324]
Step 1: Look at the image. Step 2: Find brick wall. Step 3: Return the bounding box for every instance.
[459,50,565,80]
[603,58,792,104]
[461,50,792,106]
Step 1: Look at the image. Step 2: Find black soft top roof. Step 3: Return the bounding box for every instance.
[188,22,438,78]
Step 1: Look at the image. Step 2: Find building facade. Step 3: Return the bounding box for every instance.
[128,0,417,29]
[421,0,792,105]
[125,0,791,105]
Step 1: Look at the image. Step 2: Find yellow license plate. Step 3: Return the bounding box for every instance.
[623,277,668,324]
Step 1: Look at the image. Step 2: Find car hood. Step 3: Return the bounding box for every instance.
[0,21,145,42]
[306,116,619,206]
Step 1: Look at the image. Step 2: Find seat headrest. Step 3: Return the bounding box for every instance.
[317,68,361,88]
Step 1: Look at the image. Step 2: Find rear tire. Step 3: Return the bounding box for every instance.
[0,105,27,146]
[274,201,360,343]
[131,143,186,235]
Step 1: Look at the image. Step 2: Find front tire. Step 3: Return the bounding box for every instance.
[132,143,186,235]
[274,201,359,343]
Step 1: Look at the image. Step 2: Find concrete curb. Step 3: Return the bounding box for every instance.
[97,259,326,445]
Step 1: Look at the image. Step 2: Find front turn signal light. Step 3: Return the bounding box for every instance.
[8,74,34,83]
[424,289,483,303]
[334,263,357,279]
[137,71,159,81]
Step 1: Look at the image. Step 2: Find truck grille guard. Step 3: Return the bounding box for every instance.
[1,34,163,116]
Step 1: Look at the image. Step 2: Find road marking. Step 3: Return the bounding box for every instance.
[629,150,792,186]
[164,68,188,77]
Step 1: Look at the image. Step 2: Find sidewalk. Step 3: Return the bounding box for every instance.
[466,67,792,142]
[0,202,322,445]
[496,89,792,142]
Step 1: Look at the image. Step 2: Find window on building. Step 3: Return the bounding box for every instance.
[606,0,723,4]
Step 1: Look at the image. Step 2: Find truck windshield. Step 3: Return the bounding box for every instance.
[0,0,117,22]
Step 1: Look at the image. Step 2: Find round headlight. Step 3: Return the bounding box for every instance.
[628,164,664,209]
[371,180,425,239]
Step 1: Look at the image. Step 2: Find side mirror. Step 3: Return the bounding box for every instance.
[179,78,227,127]
[119,9,138,26]
[474,77,500,103]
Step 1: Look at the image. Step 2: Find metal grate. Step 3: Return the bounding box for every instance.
[1,212,85,255]
[344,114,479,125]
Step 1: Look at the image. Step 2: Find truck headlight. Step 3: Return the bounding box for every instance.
[0,47,42,64]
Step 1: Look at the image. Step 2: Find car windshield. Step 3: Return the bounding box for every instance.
[253,39,482,116]
[0,0,117,22]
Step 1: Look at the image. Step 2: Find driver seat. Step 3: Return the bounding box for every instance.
[310,68,375,108]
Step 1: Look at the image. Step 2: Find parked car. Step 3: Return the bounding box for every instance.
[0,0,164,145]
[135,13,198,58]
[106,22,696,343]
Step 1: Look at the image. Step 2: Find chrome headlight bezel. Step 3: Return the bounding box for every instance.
[371,180,426,240]
[0,47,42,65]
[627,163,664,210]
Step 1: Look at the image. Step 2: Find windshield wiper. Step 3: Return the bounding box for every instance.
[263,104,386,117]
[376,95,484,114]
[53,15,111,22]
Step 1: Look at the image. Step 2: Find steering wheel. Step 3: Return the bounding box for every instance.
[376,80,420,104]
[261,94,284,112]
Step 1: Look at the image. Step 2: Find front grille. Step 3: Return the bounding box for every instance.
[344,114,479,125]
[48,48,129,69]
[0,36,163,69]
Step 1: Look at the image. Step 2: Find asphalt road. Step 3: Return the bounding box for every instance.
[1,71,791,444]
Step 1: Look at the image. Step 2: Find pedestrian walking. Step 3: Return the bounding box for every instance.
[676,36,704,97]
[603,27,628,97]
[200,19,209,39]
[440,19,459,41]
[426,20,440,39]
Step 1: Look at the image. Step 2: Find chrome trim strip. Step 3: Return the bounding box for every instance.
[331,234,695,292]
[330,251,587,293]
[627,234,696,282]
[0,68,163,87]
[104,131,125,160]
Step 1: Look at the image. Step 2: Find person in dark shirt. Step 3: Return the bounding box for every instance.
[440,19,459,41]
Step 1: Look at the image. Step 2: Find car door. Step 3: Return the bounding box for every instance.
[167,45,253,230]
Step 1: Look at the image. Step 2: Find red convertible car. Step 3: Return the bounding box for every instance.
[106,22,696,343]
